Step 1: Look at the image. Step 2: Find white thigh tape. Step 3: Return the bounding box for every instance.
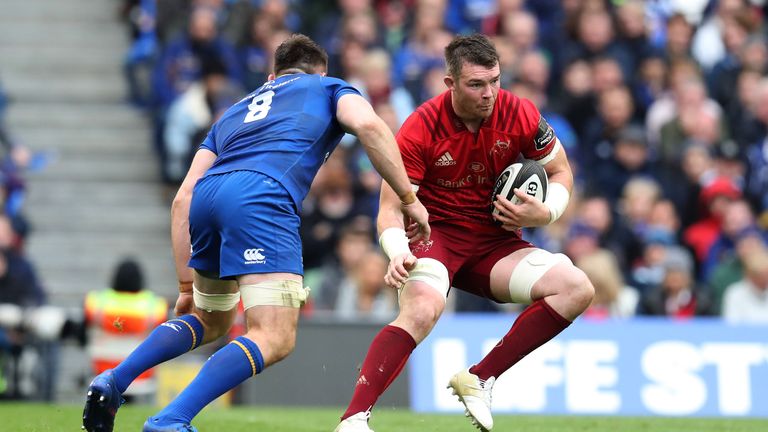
[193,286,241,312]
[402,258,450,300]
[240,280,310,310]
[508,250,570,304]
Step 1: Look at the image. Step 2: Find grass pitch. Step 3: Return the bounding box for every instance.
[1,403,767,432]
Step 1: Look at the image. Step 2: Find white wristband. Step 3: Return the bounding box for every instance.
[544,182,570,224]
[379,227,411,259]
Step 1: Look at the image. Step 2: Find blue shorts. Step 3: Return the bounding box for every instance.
[188,170,303,278]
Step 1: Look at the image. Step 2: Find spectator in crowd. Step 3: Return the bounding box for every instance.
[630,225,678,294]
[581,85,636,170]
[647,199,682,244]
[312,0,374,52]
[561,7,634,80]
[638,246,714,318]
[615,177,661,263]
[684,176,742,263]
[702,199,761,280]
[706,18,757,110]
[691,0,755,71]
[664,143,715,229]
[591,56,626,95]
[590,125,655,203]
[711,140,746,191]
[325,9,381,79]
[500,9,540,55]
[577,249,639,319]
[721,250,768,323]
[347,145,384,221]
[616,0,657,62]
[393,2,451,101]
[657,79,728,171]
[375,0,409,53]
[301,152,360,270]
[308,219,375,313]
[708,226,768,311]
[0,214,45,308]
[633,54,667,118]
[726,68,762,148]
[562,220,601,264]
[150,5,243,182]
[152,6,242,110]
[163,59,244,183]
[238,12,285,92]
[351,49,415,127]
[552,59,595,141]
[744,78,768,216]
[334,250,396,320]
[84,258,168,401]
[572,194,636,273]
[663,13,694,63]
[0,213,49,399]
[645,59,707,147]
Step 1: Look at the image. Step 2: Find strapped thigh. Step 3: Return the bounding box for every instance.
[508,250,572,304]
[400,258,450,302]
[240,280,310,310]
[193,285,241,312]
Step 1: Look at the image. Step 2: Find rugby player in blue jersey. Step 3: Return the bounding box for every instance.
[81,34,430,432]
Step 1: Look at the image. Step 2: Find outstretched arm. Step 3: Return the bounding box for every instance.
[336,93,430,242]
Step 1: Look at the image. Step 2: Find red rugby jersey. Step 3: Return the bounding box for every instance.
[396,89,560,228]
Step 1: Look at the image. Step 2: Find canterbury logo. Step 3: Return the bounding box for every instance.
[435,151,457,166]
[244,248,266,263]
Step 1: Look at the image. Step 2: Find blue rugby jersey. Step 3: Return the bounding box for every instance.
[199,73,360,207]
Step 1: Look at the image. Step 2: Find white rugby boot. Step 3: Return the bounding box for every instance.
[447,368,495,431]
[334,411,374,432]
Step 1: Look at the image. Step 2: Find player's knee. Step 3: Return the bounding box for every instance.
[271,331,297,363]
[411,303,443,332]
[560,265,594,310]
[243,325,297,364]
[572,267,595,309]
[399,288,444,335]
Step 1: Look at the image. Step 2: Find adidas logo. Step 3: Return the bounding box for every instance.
[435,151,457,166]
[356,374,370,386]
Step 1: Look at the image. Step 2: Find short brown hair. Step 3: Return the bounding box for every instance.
[274,34,328,75]
[444,34,499,79]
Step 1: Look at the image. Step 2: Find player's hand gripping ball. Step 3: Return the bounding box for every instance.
[491,159,548,218]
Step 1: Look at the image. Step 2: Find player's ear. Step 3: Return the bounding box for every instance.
[444,75,455,91]
[267,73,276,81]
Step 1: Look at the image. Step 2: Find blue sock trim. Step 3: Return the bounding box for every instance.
[172,315,204,350]
[233,336,264,375]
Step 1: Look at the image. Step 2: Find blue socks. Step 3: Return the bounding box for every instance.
[151,336,264,425]
[112,315,203,393]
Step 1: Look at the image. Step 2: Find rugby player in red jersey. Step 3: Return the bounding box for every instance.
[334,34,594,432]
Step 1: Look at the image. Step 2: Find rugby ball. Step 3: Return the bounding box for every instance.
[491,159,548,217]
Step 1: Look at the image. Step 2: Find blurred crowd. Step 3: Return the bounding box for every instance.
[0,79,58,399]
[116,0,768,323]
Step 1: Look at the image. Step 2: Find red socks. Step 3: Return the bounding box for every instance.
[342,325,416,420]
[470,299,571,381]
